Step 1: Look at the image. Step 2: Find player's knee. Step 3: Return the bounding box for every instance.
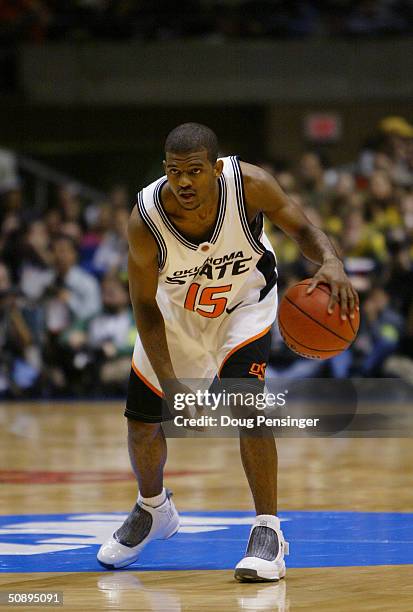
[127,418,161,443]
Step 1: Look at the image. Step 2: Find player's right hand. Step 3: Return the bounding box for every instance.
[163,380,205,432]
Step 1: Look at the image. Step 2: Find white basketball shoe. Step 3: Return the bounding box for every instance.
[97,489,180,569]
[234,514,289,582]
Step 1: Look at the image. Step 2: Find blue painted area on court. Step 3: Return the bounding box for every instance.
[0,511,412,573]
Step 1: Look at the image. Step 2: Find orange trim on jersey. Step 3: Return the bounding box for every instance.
[218,326,272,379]
[131,359,164,398]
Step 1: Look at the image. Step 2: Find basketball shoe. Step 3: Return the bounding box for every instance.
[97,489,179,569]
[234,515,289,582]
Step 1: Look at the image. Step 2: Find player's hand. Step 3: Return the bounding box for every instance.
[163,380,205,431]
[306,257,359,320]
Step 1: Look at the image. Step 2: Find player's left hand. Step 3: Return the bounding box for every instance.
[306,257,359,320]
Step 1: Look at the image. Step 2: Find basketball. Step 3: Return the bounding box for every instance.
[278,278,360,360]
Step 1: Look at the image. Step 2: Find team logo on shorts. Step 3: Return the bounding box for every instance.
[249,362,267,380]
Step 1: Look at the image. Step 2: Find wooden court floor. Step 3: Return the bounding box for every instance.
[0,401,412,611]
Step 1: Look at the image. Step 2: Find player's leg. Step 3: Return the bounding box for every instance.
[128,418,166,497]
[239,429,277,515]
[220,330,278,514]
[97,367,179,569]
[219,329,289,581]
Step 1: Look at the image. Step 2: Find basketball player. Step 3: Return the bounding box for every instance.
[98,123,357,581]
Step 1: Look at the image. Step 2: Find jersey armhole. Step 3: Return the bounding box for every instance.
[136,191,168,272]
[230,156,266,256]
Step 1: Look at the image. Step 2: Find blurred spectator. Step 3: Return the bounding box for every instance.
[336,285,404,377]
[400,190,413,235]
[0,262,43,397]
[43,234,101,332]
[41,234,101,393]
[340,207,387,262]
[43,207,63,235]
[59,220,84,244]
[84,184,130,228]
[109,184,130,209]
[358,116,413,187]
[80,201,113,273]
[297,150,331,213]
[57,183,86,229]
[91,206,129,277]
[58,274,135,394]
[19,219,54,300]
[364,170,401,229]
[324,172,357,235]
[275,171,297,194]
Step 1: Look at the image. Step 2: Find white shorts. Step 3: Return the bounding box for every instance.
[131,285,277,397]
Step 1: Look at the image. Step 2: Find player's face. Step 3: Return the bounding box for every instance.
[164,150,222,210]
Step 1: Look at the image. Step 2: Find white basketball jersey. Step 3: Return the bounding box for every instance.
[136,156,277,329]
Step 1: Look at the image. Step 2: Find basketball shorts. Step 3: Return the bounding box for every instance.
[125,286,277,423]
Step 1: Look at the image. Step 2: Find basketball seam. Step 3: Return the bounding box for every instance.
[348,313,357,334]
[291,283,359,335]
[293,282,331,297]
[278,321,345,353]
[283,296,352,343]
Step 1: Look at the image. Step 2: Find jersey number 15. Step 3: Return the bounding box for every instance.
[184,283,232,318]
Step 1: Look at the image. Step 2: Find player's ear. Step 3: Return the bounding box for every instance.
[163,160,167,173]
[214,159,224,177]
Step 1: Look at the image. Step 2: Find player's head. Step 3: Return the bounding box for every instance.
[165,123,218,163]
[164,123,223,210]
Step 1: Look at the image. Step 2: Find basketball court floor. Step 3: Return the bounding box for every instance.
[0,401,412,611]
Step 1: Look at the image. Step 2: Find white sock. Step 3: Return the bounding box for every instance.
[139,488,167,508]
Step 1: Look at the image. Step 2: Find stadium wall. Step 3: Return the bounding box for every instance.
[20,39,413,104]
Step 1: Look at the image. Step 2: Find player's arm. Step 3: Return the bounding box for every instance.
[127,206,177,387]
[128,206,204,423]
[241,161,359,319]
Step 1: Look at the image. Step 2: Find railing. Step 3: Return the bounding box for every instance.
[17,154,106,210]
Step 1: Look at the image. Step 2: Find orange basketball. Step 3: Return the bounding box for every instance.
[278,278,360,360]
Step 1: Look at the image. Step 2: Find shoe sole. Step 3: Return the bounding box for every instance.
[97,523,180,570]
[234,568,285,582]
[97,559,116,570]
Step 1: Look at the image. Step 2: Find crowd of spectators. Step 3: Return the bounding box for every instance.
[1,114,413,398]
[1,0,413,46]
[0,178,134,397]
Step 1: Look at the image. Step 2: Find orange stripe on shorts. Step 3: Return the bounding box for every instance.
[217,326,272,378]
[131,359,164,398]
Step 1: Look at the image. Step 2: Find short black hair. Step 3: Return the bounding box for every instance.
[165,123,219,163]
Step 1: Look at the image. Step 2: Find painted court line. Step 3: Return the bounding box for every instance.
[0,511,412,573]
